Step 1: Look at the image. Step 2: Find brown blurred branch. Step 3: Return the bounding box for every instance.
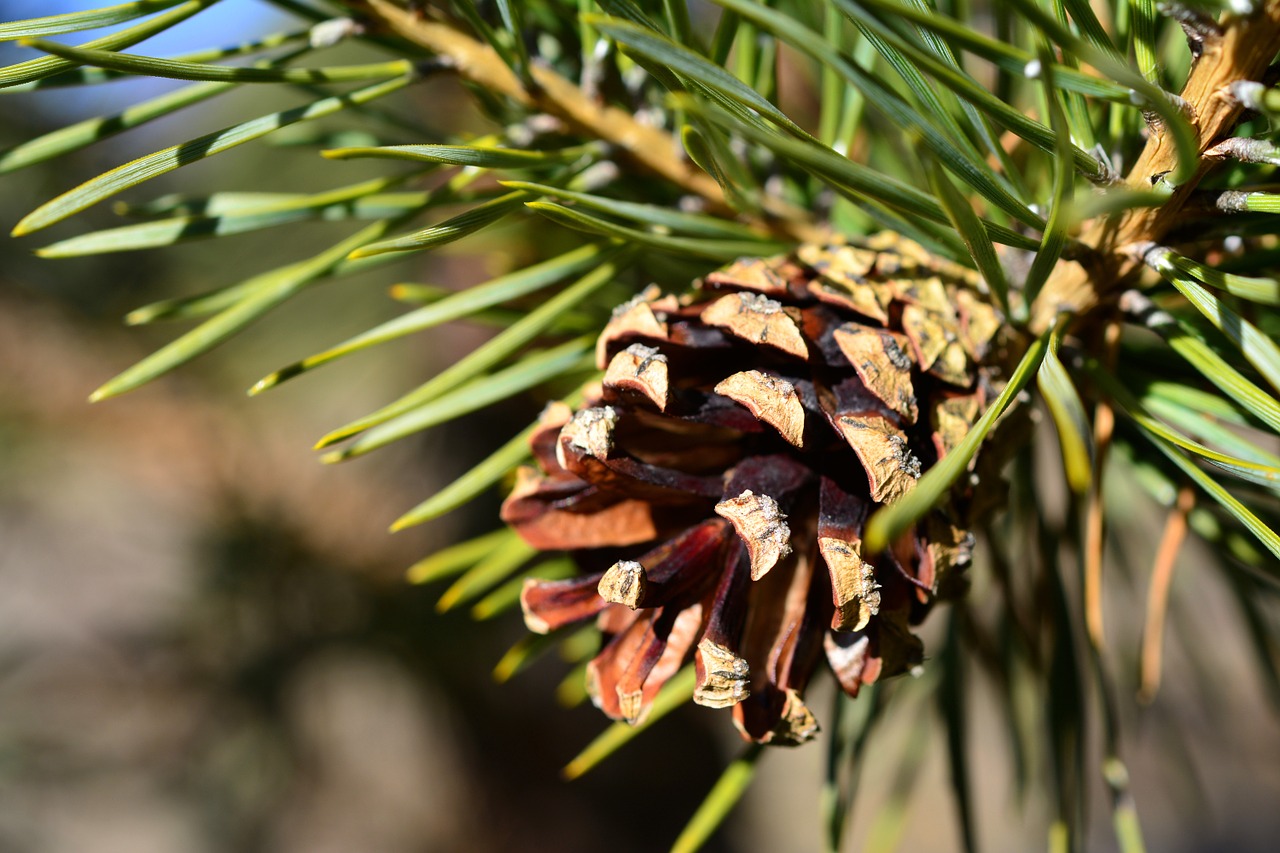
[1138,484,1195,704]
[1083,319,1121,651]
[346,0,822,243]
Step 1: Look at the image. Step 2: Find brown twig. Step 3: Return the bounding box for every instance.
[1083,318,1121,650]
[1138,484,1196,704]
[1031,1,1280,333]
[347,0,822,243]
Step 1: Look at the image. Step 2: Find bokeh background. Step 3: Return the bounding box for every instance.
[2,3,1279,851]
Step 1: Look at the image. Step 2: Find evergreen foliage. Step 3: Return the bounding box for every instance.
[5,0,1280,850]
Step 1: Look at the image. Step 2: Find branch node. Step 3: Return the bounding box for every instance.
[1227,79,1266,110]
[1213,189,1252,211]
[1130,240,1170,269]
[1204,136,1280,165]
[1119,290,1176,329]
[1157,2,1225,55]
[412,57,456,77]
[1089,144,1124,185]
[309,18,364,49]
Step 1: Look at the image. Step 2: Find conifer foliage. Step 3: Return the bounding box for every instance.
[5,0,1280,849]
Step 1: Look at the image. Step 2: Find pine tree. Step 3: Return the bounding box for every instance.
[4,0,1280,850]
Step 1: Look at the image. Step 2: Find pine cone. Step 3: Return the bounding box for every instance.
[502,233,1011,745]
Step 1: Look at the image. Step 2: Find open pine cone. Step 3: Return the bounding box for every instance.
[502,233,1015,745]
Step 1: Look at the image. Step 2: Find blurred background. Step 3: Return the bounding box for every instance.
[2,2,1279,851]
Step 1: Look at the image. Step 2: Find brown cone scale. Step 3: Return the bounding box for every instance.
[503,235,1007,743]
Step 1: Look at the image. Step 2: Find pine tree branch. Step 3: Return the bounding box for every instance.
[1031,1,1280,333]
[346,0,821,243]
